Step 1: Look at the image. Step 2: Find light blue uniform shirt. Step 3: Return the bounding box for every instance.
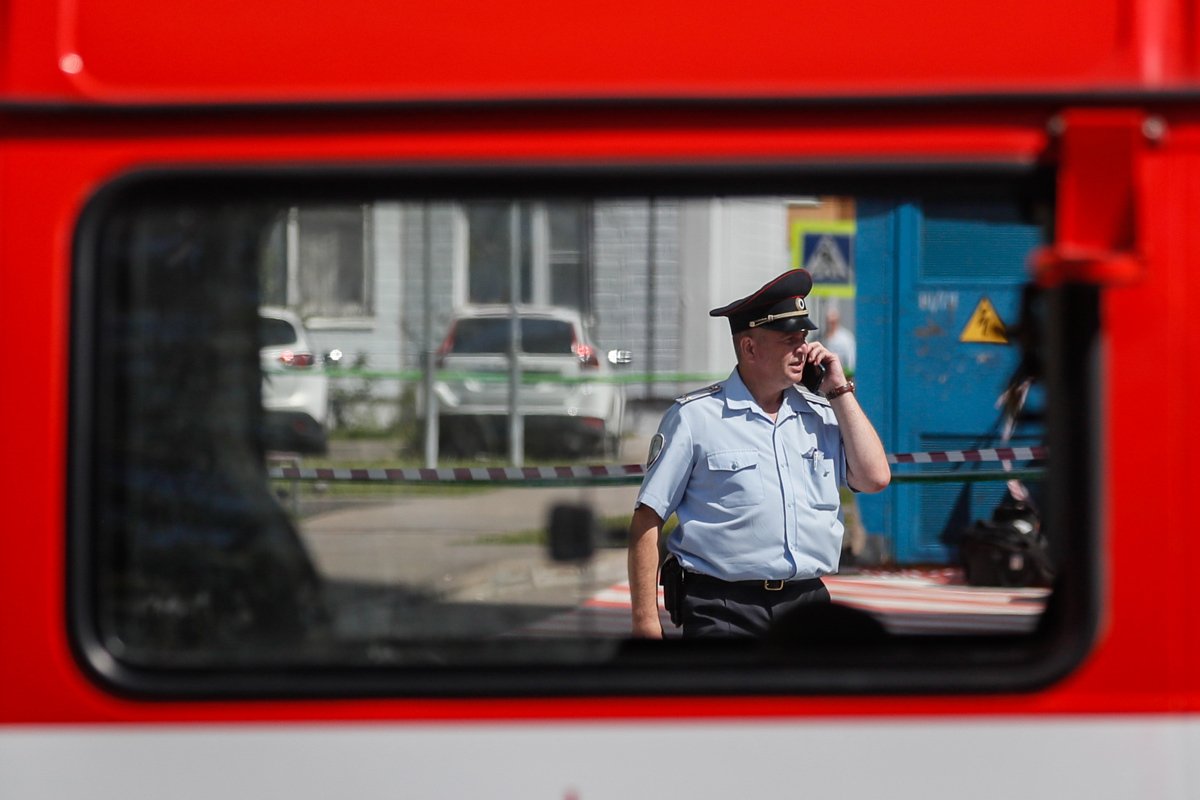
[636,368,847,582]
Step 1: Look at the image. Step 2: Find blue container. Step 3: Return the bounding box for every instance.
[854,198,1047,564]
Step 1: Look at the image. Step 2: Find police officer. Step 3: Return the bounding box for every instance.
[628,269,890,638]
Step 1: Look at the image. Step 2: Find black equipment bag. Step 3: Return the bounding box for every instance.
[958,496,1053,588]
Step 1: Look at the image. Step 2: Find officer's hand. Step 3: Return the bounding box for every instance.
[802,341,847,392]
[631,618,664,639]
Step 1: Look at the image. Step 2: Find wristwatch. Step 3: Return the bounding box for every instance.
[826,380,856,400]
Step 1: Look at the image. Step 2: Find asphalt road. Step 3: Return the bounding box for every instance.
[294,483,638,639]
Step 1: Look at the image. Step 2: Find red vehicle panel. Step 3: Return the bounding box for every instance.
[2,2,1200,798]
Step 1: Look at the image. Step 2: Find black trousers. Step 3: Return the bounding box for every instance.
[680,573,830,638]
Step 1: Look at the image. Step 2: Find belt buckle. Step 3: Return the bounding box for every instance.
[763,579,785,591]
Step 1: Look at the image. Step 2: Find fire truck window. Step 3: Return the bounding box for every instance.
[72,176,1095,696]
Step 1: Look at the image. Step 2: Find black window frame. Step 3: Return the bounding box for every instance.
[68,162,1098,699]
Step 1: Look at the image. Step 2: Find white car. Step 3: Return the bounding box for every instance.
[433,306,628,457]
[259,307,330,454]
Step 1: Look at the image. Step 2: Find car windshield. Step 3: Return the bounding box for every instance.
[450,318,576,354]
[260,316,299,348]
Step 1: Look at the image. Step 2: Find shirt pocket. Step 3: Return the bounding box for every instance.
[704,449,763,508]
[802,454,840,510]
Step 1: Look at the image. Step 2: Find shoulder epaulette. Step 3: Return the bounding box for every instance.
[675,383,723,404]
[797,386,832,408]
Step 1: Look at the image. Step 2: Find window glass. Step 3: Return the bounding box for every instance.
[72,174,1095,696]
[548,204,590,313]
[450,318,577,354]
[466,201,534,304]
[260,316,300,347]
[259,205,372,318]
[466,201,591,310]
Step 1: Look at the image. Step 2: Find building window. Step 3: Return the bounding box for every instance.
[262,205,373,318]
[547,203,590,312]
[465,201,590,312]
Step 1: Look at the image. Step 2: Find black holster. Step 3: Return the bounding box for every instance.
[660,555,684,627]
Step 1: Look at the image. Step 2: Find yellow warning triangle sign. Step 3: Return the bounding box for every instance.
[960,297,1009,344]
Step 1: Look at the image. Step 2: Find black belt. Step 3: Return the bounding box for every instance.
[684,571,825,593]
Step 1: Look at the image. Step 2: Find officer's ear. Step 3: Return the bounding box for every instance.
[736,331,757,361]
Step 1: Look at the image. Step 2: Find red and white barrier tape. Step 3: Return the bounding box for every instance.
[268,447,1046,483]
[887,446,1046,465]
[268,464,646,483]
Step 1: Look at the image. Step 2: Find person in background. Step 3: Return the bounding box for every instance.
[821,303,856,373]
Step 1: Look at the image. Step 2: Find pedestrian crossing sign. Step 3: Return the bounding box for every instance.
[790,219,856,298]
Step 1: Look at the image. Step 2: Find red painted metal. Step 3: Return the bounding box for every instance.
[1,0,1199,737]
[1033,109,1149,287]
[1,0,1196,102]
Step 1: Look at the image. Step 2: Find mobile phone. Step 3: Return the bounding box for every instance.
[801,361,826,393]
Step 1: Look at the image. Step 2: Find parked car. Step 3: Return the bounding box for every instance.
[433,306,629,457]
[259,307,330,454]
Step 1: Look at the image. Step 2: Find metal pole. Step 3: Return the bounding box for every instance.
[507,202,525,466]
[422,203,439,468]
[645,198,656,400]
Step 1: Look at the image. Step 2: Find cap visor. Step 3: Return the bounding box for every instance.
[760,316,818,332]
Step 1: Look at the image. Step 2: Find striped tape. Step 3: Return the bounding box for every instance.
[887,446,1046,465]
[268,464,646,483]
[268,447,1046,483]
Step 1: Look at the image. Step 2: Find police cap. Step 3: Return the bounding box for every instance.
[708,269,819,334]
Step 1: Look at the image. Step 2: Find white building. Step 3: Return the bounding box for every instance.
[264,197,801,429]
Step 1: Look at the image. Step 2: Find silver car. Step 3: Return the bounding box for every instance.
[260,307,330,454]
[433,306,627,457]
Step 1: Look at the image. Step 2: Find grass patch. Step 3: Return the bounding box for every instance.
[472,513,679,547]
[473,513,632,547]
[271,474,489,499]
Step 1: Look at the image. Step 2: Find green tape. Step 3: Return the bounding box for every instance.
[315,369,855,386]
[319,369,730,386]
